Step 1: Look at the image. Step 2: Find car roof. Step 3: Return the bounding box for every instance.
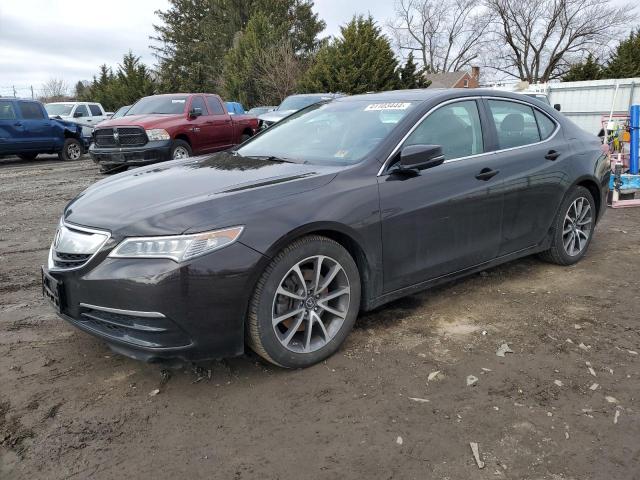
[336,88,546,103]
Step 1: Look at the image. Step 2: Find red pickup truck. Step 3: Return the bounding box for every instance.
[89,93,259,173]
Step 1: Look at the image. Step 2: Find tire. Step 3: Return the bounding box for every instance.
[240,133,251,143]
[18,153,38,161]
[58,138,83,161]
[247,235,361,368]
[538,186,596,265]
[170,140,192,160]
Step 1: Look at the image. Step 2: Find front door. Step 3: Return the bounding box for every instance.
[378,99,504,293]
[17,101,54,151]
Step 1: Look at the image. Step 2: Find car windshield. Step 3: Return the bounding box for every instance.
[112,106,131,118]
[45,104,74,116]
[277,96,330,111]
[237,100,418,166]
[126,96,188,115]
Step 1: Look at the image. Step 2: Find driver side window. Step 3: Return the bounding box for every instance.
[404,100,484,161]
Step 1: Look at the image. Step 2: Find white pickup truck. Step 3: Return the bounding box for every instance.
[44,102,112,137]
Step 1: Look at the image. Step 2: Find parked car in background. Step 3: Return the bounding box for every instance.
[248,106,276,116]
[225,101,246,115]
[45,102,111,126]
[89,93,259,173]
[258,93,343,128]
[42,89,609,368]
[0,98,85,161]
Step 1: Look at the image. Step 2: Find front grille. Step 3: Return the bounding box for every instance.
[94,127,147,148]
[52,252,92,269]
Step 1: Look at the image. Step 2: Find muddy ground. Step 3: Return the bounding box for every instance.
[1,155,639,479]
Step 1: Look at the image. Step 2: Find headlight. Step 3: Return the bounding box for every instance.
[145,129,171,141]
[108,226,244,262]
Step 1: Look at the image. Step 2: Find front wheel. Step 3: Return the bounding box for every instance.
[170,140,191,160]
[247,236,361,368]
[58,138,83,161]
[539,186,596,265]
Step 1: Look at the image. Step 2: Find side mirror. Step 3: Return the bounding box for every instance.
[553,103,561,112]
[190,107,203,118]
[397,144,445,173]
[73,111,83,118]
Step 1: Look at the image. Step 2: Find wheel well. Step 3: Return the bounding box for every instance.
[242,128,253,137]
[308,229,372,310]
[174,134,191,145]
[577,179,601,217]
[63,129,79,139]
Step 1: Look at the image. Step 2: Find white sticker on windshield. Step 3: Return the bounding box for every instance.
[171,99,186,103]
[364,102,411,111]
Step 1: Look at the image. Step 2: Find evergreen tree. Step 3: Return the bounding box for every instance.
[112,52,156,106]
[562,54,603,81]
[300,16,400,94]
[152,0,324,94]
[398,52,431,89]
[223,13,277,107]
[604,29,640,79]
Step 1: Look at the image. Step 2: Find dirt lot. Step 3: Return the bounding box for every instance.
[1,156,639,479]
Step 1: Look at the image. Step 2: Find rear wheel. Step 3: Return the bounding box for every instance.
[539,186,595,265]
[58,138,82,161]
[170,140,191,159]
[18,153,38,161]
[247,236,361,368]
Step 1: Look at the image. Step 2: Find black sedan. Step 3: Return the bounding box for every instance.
[43,89,610,368]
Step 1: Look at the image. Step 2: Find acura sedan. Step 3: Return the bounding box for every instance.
[42,89,610,368]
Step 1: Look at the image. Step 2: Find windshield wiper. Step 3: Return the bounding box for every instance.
[247,155,302,164]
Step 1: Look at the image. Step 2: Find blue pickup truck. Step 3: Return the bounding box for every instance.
[0,98,86,161]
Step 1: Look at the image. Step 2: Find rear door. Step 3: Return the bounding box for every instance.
[482,98,567,255]
[0,100,24,154]
[205,96,233,149]
[378,99,505,292]
[17,101,54,151]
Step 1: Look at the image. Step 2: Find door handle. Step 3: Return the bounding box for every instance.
[475,168,499,181]
[14,122,23,127]
[545,150,560,161]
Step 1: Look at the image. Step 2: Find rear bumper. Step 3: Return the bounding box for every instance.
[89,140,172,167]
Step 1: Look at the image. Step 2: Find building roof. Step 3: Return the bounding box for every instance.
[424,71,468,88]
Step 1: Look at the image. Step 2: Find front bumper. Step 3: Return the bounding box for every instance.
[44,241,265,362]
[89,140,172,167]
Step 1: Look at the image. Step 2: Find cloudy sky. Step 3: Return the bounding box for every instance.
[0,0,396,97]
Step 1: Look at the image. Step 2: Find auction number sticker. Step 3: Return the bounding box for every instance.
[172,99,186,103]
[364,102,411,111]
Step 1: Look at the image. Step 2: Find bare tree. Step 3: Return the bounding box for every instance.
[256,41,304,105]
[388,0,492,73]
[485,0,637,83]
[39,78,70,102]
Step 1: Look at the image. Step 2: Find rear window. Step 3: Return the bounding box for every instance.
[207,97,225,115]
[488,100,540,149]
[18,102,45,120]
[0,100,16,120]
[89,104,102,116]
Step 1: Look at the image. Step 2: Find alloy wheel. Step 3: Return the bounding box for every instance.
[173,146,189,159]
[272,255,350,353]
[67,143,82,160]
[562,196,592,256]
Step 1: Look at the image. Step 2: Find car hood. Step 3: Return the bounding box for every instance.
[95,114,183,129]
[64,152,341,237]
[258,110,296,123]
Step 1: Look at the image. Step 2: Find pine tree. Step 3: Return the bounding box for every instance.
[562,54,603,82]
[300,16,399,94]
[398,52,431,89]
[113,52,156,106]
[604,29,640,79]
